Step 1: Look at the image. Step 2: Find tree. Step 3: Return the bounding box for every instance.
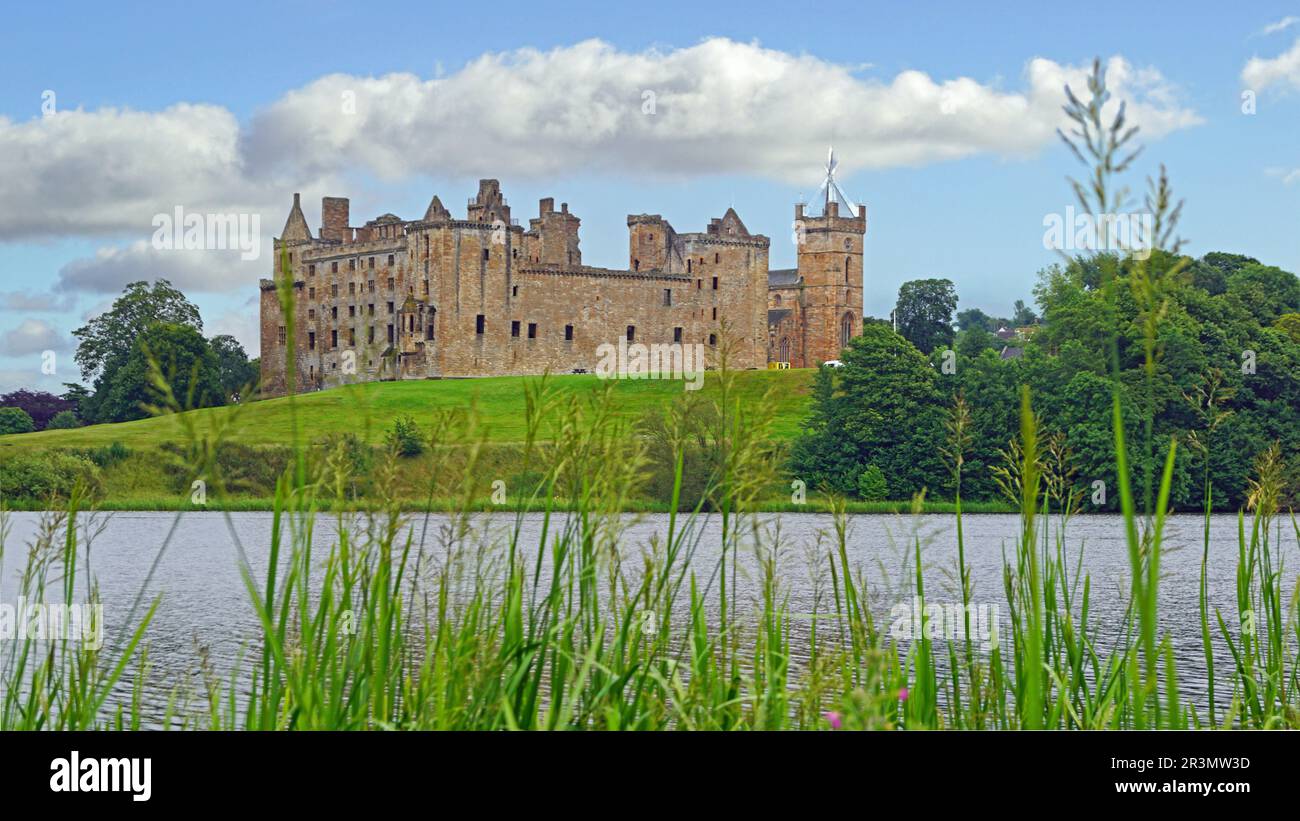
[1276,313,1300,344]
[0,407,36,435]
[856,464,888,501]
[96,323,225,423]
[47,410,80,429]
[894,278,957,354]
[209,335,259,402]
[1012,299,1038,327]
[0,389,74,430]
[73,280,203,422]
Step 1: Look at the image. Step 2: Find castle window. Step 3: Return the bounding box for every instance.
[511,321,520,338]
[844,239,852,250]
[308,308,316,320]
[349,259,356,271]
[277,326,286,345]
[332,262,338,274]
[349,305,356,318]
[349,282,356,295]
[349,328,356,346]
[841,312,854,348]
[368,326,375,344]
[369,280,375,293]
[331,330,338,349]
[512,248,518,259]
[715,253,720,264]
[387,324,394,343]
[369,257,375,269]
[527,322,537,339]
[697,279,702,289]
[426,324,434,341]
[388,254,395,267]
[482,248,489,262]
[708,334,717,347]
[663,289,672,307]
[331,284,338,297]
[368,303,374,316]
[476,315,485,335]
[564,324,573,341]
[774,294,782,306]
[712,277,718,290]
[779,337,790,362]
[712,307,717,320]
[845,258,850,283]
[512,285,518,298]
[309,287,315,300]
[626,325,636,342]
[687,260,692,273]
[673,327,683,343]
[387,302,394,314]
[309,264,316,277]
[387,277,395,290]
[331,306,338,319]
[633,259,640,271]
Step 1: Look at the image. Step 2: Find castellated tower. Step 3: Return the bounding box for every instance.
[794,198,865,366]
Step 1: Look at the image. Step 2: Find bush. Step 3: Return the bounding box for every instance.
[74,441,131,468]
[0,407,35,435]
[857,464,888,501]
[0,452,102,501]
[385,415,425,457]
[46,410,81,429]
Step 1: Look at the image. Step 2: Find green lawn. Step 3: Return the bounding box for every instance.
[3,368,816,451]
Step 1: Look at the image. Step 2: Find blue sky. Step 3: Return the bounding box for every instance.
[2,0,1298,393]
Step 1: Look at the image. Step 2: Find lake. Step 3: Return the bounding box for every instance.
[1,509,1291,724]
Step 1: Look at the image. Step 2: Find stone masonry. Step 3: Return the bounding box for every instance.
[259,179,865,395]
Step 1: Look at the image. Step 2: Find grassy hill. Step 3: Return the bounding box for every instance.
[3,368,816,452]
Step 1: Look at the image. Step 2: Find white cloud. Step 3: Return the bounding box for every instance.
[0,39,1201,250]
[2,318,71,355]
[1242,38,1300,92]
[0,290,76,312]
[244,41,1201,183]
[1263,16,1300,36]
[1266,166,1300,184]
[54,239,267,295]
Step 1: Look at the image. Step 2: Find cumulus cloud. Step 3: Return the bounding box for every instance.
[54,239,267,295]
[2,318,71,355]
[1242,38,1300,92]
[0,103,304,242]
[0,40,1200,251]
[244,41,1201,184]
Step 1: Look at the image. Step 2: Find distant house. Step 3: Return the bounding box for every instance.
[995,326,1017,341]
[999,346,1023,360]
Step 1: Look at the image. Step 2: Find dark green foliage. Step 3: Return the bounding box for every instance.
[46,410,81,429]
[95,322,225,423]
[0,406,35,435]
[894,278,958,353]
[0,389,74,429]
[384,414,425,457]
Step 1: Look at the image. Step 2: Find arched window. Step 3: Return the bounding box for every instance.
[840,312,854,348]
[779,337,790,362]
[774,293,782,306]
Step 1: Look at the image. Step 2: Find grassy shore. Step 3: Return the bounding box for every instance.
[0,368,815,451]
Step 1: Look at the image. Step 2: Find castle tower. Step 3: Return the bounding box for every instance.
[794,147,865,365]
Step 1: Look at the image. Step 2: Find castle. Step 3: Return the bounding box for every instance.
[259,160,865,395]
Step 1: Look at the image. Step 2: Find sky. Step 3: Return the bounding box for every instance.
[1,0,1298,394]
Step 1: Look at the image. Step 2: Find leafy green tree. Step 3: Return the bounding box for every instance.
[46,410,81,429]
[385,415,425,457]
[856,464,888,500]
[209,335,259,402]
[894,278,957,354]
[1276,313,1300,344]
[96,322,224,423]
[74,280,203,422]
[0,407,36,435]
[1012,299,1038,327]
[0,389,73,430]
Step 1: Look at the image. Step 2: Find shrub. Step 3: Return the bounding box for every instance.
[0,452,102,501]
[857,464,888,501]
[385,415,425,457]
[0,407,35,435]
[46,410,81,429]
